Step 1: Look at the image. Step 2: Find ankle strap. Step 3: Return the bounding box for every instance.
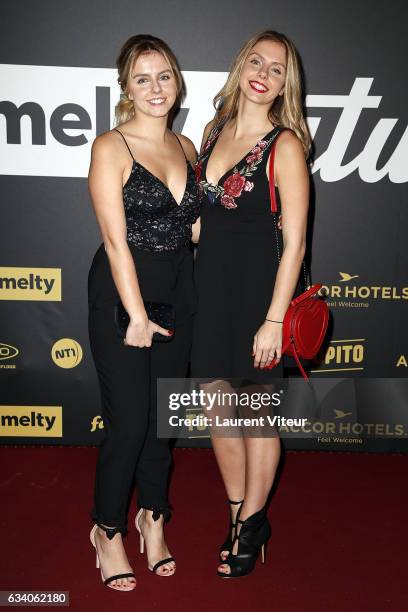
[96,523,123,540]
[228,499,244,505]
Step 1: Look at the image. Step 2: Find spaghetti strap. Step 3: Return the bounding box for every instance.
[174,134,189,161]
[113,128,135,162]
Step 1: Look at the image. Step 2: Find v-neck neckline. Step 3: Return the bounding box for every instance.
[204,124,278,188]
[115,128,191,206]
[125,158,191,207]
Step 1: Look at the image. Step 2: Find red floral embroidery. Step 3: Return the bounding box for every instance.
[221,194,237,209]
[223,172,246,197]
[194,159,203,183]
[197,124,277,211]
[246,146,263,165]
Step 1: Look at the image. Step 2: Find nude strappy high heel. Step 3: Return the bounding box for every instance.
[135,508,176,576]
[90,524,136,590]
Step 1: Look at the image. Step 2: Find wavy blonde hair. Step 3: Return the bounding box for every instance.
[115,34,185,126]
[214,30,311,156]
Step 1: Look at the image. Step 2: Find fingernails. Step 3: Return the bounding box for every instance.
[168,330,174,336]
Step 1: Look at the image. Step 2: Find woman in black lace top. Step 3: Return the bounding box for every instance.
[87,35,200,590]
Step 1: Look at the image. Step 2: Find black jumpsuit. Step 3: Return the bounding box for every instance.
[88,129,200,532]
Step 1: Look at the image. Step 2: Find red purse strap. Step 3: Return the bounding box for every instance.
[291,283,322,305]
[268,130,284,213]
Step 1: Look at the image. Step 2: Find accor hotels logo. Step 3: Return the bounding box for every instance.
[319,272,408,308]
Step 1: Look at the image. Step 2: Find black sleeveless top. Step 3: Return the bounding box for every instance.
[195,120,284,228]
[114,128,201,253]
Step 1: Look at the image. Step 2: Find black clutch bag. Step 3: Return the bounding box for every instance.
[114,300,175,343]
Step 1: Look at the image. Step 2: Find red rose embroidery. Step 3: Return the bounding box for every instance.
[223,172,246,197]
[258,140,268,150]
[194,160,203,183]
[221,194,237,209]
[244,180,254,192]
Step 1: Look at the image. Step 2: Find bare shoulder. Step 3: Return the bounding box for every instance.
[275,128,304,159]
[175,132,198,163]
[91,129,124,163]
[202,118,217,141]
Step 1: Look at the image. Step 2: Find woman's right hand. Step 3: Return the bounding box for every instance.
[124,317,172,348]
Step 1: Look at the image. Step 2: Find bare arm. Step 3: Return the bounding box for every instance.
[253,131,309,368]
[266,130,309,321]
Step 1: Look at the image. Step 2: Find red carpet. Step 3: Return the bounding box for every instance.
[1,446,407,611]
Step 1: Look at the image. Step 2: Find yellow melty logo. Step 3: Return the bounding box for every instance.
[0,406,62,437]
[51,338,83,368]
[0,267,61,301]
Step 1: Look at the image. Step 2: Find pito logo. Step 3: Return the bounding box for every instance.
[0,343,19,360]
[51,338,83,368]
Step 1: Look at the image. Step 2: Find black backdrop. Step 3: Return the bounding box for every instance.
[1,0,407,451]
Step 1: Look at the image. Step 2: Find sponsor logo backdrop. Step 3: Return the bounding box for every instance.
[0,0,407,451]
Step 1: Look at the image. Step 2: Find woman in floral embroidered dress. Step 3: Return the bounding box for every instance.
[190,30,311,578]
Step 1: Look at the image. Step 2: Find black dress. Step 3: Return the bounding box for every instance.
[191,122,288,384]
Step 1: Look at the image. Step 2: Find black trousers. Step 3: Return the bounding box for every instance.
[88,243,195,533]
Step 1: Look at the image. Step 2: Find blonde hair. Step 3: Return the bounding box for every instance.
[214,30,311,156]
[115,34,185,126]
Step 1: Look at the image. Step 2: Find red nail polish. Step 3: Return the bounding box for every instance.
[168,330,174,336]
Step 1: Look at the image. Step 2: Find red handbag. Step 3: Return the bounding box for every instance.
[267,128,329,381]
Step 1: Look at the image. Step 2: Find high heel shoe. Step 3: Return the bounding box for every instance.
[217,507,271,578]
[90,524,136,590]
[219,499,244,561]
[135,508,176,576]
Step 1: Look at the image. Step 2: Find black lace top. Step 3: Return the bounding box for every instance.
[114,129,201,253]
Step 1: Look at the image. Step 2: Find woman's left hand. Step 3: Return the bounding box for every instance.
[253,321,282,369]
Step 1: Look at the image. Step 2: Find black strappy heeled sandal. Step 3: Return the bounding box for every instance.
[219,499,244,561]
[217,507,271,578]
[90,524,136,590]
[135,508,176,576]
